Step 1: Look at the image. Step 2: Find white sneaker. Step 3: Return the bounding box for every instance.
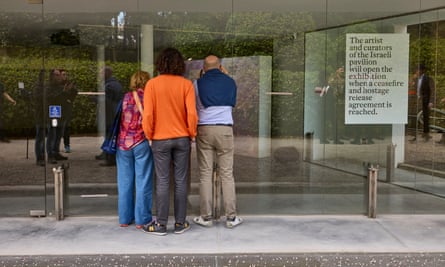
[226,216,243,228]
[193,216,213,227]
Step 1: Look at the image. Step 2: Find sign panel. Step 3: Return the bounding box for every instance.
[49,105,62,118]
[345,33,409,124]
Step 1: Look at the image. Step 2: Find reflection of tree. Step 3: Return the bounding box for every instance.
[171,22,216,59]
[78,26,116,47]
[225,11,314,71]
[0,13,46,46]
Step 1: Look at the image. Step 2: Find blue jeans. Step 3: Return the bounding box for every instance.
[116,140,154,225]
[151,137,191,225]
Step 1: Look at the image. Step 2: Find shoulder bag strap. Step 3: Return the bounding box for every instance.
[132,90,143,114]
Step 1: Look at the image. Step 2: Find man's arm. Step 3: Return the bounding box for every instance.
[3,92,16,105]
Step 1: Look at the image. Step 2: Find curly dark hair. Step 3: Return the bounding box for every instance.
[155,47,185,75]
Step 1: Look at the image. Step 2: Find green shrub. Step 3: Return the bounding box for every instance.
[0,46,138,137]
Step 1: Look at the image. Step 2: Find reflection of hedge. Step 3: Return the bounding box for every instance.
[0,47,137,136]
[1,46,306,138]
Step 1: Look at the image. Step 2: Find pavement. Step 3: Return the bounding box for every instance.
[1,215,445,266]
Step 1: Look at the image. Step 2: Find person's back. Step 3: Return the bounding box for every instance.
[193,55,242,229]
[116,70,154,229]
[141,47,198,236]
[196,67,236,125]
[143,74,196,140]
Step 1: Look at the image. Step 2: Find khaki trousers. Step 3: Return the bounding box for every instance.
[196,125,237,219]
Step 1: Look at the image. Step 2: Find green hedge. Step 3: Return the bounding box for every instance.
[0,46,138,136]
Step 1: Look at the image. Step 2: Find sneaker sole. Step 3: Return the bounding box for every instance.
[141,227,167,236]
[174,227,190,234]
[142,229,167,236]
[226,219,243,229]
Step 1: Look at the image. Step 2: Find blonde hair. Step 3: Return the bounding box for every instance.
[130,70,150,90]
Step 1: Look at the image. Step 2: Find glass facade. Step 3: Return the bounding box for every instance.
[1,0,445,217]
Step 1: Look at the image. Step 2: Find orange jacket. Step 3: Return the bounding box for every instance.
[142,74,198,140]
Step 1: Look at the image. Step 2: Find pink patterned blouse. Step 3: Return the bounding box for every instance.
[117,88,146,150]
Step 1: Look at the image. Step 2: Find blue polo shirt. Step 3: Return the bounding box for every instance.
[196,69,237,108]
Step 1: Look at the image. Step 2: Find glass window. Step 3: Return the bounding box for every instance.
[1,1,445,218]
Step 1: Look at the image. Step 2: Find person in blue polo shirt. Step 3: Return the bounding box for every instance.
[193,55,243,229]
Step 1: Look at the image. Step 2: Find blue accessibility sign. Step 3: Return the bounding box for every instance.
[49,105,62,118]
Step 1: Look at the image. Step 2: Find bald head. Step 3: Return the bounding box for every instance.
[203,55,220,71]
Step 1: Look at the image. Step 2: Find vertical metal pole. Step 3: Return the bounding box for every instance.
[53,166,65,221]
[368,165,378,218]
[212,160,221,220]
[96,45,106,138]
[304,132,313,161]
[53,167,61,220]
[386,144,395,182]
[26,136,29,159]
[62,163,69,216]
[141,24,154,77]
[59,170,64,220]
[53,167,59,220]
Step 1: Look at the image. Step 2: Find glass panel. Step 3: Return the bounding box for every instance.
[41,2,141,216]
[2,0,445,218]
[0,2,46,217]
[390,9,445,212]
[305,6,445,214]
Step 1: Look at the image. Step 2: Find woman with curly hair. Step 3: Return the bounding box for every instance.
[142,48,198,236]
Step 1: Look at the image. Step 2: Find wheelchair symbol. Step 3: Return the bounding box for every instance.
[49,105,62,118]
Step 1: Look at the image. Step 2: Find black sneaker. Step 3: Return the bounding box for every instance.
[142,222,167,236]
[174,221,190,234]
